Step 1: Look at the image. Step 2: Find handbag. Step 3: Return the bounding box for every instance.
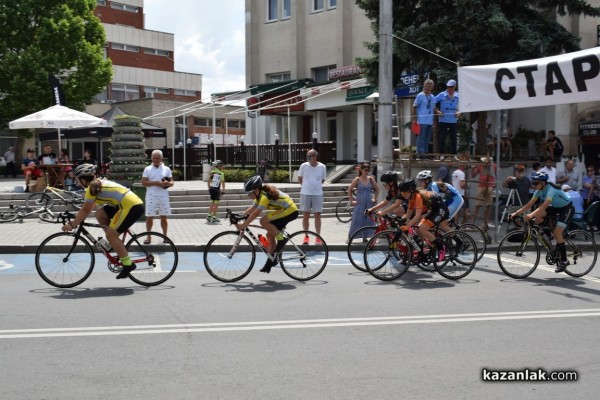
[411,121,420,135]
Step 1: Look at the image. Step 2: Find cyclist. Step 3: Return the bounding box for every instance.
[207,160,225,223]
[62,164,145,279]
[416,170,464,224]
[236,175,299,273]
[510,171,574,272]
[366,171,406,218]
[399,177,450,255]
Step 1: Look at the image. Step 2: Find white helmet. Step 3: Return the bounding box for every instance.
[416,170,433,180]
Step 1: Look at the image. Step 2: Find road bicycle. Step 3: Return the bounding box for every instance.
[203,209,329,282]
[0,203,56,223]
[364,223,477,281]
[497,217,596,279]
[448,219,487,262]
[346,213,401,272]
[335,186,357,223]
[35,211,178,288]
[26,184,84,210]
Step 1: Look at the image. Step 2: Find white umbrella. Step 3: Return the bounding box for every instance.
[9,104,107,146]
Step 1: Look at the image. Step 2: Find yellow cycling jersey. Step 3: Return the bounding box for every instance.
[252,189,298,219]
[84,180,143,209]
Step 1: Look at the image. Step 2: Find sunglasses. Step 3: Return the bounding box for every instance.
[532,181,542,186]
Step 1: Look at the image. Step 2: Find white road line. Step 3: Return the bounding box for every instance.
[2,308,599,339]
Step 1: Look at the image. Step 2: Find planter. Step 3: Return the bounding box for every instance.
[114,116,142,125]
[110,156,149,163]
[111,133,144,140]
[113,126,142,134]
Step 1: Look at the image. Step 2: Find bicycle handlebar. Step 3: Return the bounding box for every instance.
[225,208,248,225]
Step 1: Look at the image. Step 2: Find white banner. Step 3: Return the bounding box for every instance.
[458,47,600,112]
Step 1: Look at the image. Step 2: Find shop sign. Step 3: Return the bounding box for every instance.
[346,86,375,101]
[578,120,600,136]
[329,65,362,80]
[395,72,422,97]
[259,91,304,114]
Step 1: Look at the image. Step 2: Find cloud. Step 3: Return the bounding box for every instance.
[143,0,246,97]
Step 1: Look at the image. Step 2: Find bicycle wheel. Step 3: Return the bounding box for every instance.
[26,192,54,209]
[335,197,353,223]
[125,232,178,286]
[347,225,378,272]
[35,232,95,288]
[39,211,57,223]
[364,230,411,281]
[563,230,597,277]
[0,210,18,222]
[497,231,540,279]
[280,231,328,281]
[64,190,85,209]
[434,231,477,280]
[458,223,486,262]
[203,231,255,282]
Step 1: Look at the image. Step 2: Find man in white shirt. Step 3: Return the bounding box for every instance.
[141,150,173,244]
[298,149,327,244]
[539,157,557,184]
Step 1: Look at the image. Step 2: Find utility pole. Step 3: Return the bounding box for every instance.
[378,0,394,176]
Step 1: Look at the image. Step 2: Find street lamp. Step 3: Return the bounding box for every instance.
[240,135,246,168]
[209,138,214,163]
[312,131,318,150]
[274,133,280,168]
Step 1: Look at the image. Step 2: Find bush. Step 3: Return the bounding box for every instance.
[224,168,255,182]
[270,168,290,183]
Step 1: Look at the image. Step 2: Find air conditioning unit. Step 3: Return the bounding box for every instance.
[145,92,155,98]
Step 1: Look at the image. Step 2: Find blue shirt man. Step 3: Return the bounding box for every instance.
[563,184,583,219]
[412,79,435,157]
[435,79,460,155]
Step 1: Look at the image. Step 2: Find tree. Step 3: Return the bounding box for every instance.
[355,0,600,153]
[0,0,112,128]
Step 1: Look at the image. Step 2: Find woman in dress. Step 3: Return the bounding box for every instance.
[347,162,380,242]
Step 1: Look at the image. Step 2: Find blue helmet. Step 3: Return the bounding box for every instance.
[530,171,549,181]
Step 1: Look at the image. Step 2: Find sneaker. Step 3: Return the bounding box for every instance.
[116,263,136,279]
[212,217,221,223]
[302,235,310,245]
[555,260,569,273]
[315,237,324,245]
[24,187,29,193]
[260,256,275,273]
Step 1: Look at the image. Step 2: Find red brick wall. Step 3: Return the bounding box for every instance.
[95,4,144,29]
[106,48,174,71]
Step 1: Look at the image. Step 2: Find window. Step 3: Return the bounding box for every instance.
[312,65,336,83]
[175,89,197,96]
[111,83,139,101]
[111,43,139,52]
[283,0,291,18]
[144,87,169,98]
[328,0,336,8]
[97,0,107,6]
[266,72,291,82]
[111,2,139,12]
[267,0,278,21]
[227,120,245,128]
[193,118,211,127]
[144,48,170,57]
[312,0,324,12]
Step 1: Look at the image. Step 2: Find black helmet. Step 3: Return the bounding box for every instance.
[74,163,97,178]
[398,178,417,192]
[380,171,399,183]
[244,175,263,192]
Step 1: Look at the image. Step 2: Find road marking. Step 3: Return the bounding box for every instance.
[2,308,599,339]
[0,260,15,270]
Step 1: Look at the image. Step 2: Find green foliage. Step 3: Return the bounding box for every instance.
[0,0,112,128]
[270,168,290,183]
[224,168,255,182]
[354,0,600,91]
[512,126,545,148]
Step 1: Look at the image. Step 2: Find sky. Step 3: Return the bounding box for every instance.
[143,0,246,99]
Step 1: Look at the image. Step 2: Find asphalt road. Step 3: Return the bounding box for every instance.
[1,252,599,399]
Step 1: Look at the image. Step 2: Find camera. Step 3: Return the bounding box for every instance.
[507,176,518,189]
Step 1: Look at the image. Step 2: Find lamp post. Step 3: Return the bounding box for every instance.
[209,138,214,163]
[240,135,246,168]
[312,131,318,150]
[274,133,280,168]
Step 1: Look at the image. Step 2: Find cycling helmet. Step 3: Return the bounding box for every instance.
[244,175,263,192]
[530,171,549,181]
[74,163,97,178]
[212,160,223,167]
[398,178,417,192]
[416,170,433,180]
[379,171,399,183]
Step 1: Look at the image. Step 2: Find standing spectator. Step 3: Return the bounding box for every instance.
[207,160,225,223]
[581,165,595,207]
[412,79,436,160]
[545,130,564,161]
[451,165,469,223]
[347,162,380,243]
[37,145,57,165]
[79,149,98,168]
[556,159,581,191]
[4,146,17,178]
[435,79,460,160]
[471,157,496,230]
[500,126,513,161]
[539,157,557,184]
[21,148,41,192]
[436,164,451,184]
[562,184,584,220]
[590,168,600,230]
[298,149,327,244]
[502,164,531,208]
[141,150,173,244]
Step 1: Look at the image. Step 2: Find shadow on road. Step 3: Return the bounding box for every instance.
[29,286,170,299]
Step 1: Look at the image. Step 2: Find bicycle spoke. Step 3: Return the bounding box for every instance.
[35,232,94,288]
[126,232,178,286]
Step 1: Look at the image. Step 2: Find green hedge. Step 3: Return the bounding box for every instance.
[222,168,290,183]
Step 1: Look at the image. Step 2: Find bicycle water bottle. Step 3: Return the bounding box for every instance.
[258,234,269,248]
[97,237,111,251]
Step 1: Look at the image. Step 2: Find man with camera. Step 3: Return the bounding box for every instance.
[502,165,531,228]
[141,149,173,244]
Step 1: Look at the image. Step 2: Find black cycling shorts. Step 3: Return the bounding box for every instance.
[102,204,145,233]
